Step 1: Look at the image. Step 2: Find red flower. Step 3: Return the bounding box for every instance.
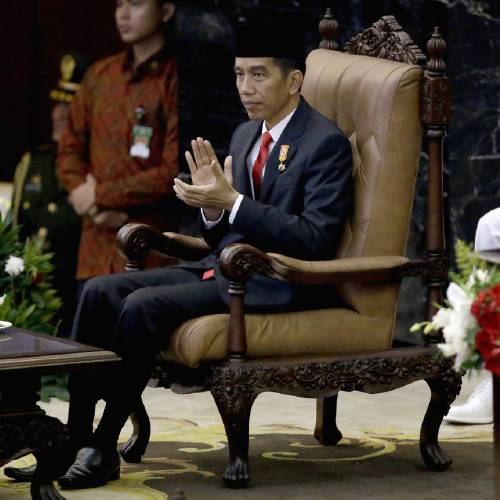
[485,349,500,376]
[472,284,500,331]
[473,285,500,375]
[476,328,500,376]
[32,272,44,284]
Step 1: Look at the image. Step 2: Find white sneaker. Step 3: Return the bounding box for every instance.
[444,376,493,424]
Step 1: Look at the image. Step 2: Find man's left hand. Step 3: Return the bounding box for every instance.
[93,210,128,228]
[173,157,239,211]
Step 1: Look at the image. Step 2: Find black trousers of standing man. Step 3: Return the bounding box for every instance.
[67,266,228,452]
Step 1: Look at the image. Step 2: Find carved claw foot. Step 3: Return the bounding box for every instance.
[419,372,461,472]
[119,440,144,464]
[314,426,342,446]
[210,370,257,489]
[119,400,150,463]
[30,480,66,500]
[223,457,250,489]
[420,442,452,471]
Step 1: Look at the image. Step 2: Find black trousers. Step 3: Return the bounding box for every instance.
[67,265,227,450]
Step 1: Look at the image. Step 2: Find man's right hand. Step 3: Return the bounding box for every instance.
[185,137,218,187]
[69,174,96,215]
[185,137,226,221]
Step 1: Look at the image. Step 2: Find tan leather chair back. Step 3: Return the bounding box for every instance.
[302,49,423,320]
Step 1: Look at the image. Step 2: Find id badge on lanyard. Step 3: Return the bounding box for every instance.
[130,106,153,159]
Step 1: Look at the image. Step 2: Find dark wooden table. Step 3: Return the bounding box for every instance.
[0,326,120,500]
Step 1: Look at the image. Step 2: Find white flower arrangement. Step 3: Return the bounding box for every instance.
[412,240,500,373]
[4,255,25,277]
[0,212,61,334]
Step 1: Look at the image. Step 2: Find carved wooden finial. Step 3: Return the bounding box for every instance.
[426,26,447,75]
[422,25,450,129]
[319,8,339,50]
[421,25,450,333]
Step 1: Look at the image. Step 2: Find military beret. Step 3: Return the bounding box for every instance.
[50,52,90,103]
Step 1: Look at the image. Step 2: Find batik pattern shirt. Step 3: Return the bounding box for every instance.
[58,48,178,279]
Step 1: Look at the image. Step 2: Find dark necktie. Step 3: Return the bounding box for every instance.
[252,131,273,199]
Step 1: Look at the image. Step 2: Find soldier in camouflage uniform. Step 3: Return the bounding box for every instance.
[11,53,89,337]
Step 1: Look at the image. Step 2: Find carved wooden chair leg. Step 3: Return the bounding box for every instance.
[119,398,151,463]
[19,414,70,499]
[420,372,461,471]
[30,451,66,500]
[314,394,343,445]
[211,386,257,489]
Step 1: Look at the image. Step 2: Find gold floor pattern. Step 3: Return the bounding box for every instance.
[0,416,493,500]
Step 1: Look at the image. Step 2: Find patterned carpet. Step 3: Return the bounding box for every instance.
[0,417,493,499]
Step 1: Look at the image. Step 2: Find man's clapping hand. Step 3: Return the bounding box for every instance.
[177,137,238,220]
[185,138,219,187]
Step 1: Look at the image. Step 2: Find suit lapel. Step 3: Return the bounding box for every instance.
[233,121,261,196]
[260,98,311,202]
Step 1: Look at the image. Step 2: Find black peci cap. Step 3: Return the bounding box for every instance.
[234,12,306,62]
[50,53,90,103]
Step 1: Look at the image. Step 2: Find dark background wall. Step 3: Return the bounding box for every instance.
[1,0,499,340]
[0,0,451,181]
[0,1,121,181]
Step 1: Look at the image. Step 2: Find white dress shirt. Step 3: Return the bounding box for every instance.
[202,107,297,227]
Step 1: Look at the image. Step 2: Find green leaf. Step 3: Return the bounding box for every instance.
[0,212,62,354]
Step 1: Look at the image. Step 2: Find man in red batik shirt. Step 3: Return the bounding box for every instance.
[58,0,179,282]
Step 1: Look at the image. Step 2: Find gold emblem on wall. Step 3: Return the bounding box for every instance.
[60,54,76,82]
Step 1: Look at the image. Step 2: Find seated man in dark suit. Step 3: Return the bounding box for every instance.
[56,17,353,490]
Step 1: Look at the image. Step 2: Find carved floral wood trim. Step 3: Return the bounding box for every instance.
[207,351,461,409]
[422,75,450,128]
[400,256,449,281]
[117,224,154,271]
[345,15,427,67]
[0,414,68,462]
[219,244,282,282]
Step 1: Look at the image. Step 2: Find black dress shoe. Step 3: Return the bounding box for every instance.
[57,447,120,490]
[3,464,37,482]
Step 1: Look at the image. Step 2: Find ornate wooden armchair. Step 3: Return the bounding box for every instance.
[116,12,459,488]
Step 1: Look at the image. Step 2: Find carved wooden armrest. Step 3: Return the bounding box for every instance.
[218,244,448,361]
[117,223,211,270]
[219,243,448,284]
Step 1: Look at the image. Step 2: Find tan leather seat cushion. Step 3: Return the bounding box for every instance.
[162,309,393,368]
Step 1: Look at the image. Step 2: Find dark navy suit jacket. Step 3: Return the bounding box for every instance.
[186,97,352,311]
